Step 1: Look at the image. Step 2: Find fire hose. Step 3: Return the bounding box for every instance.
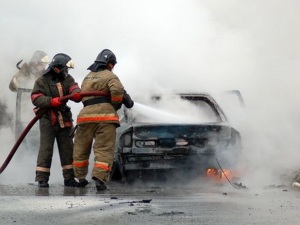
[215,157,247,189]
[0,91,109,174]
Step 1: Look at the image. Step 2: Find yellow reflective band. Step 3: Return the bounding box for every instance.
[62,165,73,170]
[36,167,50,173]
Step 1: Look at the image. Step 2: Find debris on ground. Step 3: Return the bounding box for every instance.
[292,182,300,190]
[119,199,152,205]
[290,170,300,191]
[265,184,287,189]
[233,182,248,189]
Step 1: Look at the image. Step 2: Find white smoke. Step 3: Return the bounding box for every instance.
[0,0,300,187]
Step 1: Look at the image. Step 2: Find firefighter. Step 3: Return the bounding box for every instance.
[31,53,82,188]
[9,50,50,92]
[73,49,134,190]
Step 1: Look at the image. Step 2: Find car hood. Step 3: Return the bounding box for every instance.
[116,122,241,157]
[120,122,239,141]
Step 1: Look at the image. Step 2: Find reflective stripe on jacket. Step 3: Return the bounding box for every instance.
[31,73,80,127]
[76,69,124,126]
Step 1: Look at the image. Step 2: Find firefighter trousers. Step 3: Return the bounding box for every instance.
[73,123,116,183]
[35,119,75,182]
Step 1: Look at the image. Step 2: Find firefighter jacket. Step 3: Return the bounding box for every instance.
[76,69,124,126]
[31,72,80,127]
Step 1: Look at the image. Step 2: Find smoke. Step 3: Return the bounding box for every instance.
[0,100,13,128]
[1,0,300,187]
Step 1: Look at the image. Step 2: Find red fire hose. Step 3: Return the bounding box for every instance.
[0,91,109,174]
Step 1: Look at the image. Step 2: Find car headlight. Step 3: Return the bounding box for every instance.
[121,132,132,147]
[135,140,158,148]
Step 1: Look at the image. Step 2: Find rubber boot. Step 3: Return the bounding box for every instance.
[93,177,107,191]
[79,179,89,187]
[64,178,80,187]
[38,180,49,188]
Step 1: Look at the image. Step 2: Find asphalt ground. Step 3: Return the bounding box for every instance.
[1,179,300,225]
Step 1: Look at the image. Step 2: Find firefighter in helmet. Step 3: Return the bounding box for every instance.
[73,49,134,190]
[31,53,82,188]
[9,50,50,91]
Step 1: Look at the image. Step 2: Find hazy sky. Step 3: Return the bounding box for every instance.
[0,0,300,186]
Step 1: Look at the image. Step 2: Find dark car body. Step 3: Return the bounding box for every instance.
[111,92,242,182]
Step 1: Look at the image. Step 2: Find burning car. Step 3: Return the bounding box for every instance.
[111,92,243,183]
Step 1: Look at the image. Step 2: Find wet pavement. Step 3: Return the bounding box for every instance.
[1,180,300,225]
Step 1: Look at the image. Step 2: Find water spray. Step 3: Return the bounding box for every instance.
[133,102,202,124]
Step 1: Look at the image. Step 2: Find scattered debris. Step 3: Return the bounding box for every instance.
[119,199,152,205]
[65,201,82,208]
[233,182,248,189]
[292,182,300,190]
[291,171,300,191]
[130,199,152,204]
[156,211,185,216]
[265,184,287,189]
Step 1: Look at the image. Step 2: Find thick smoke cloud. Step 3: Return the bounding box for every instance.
[0,0,300,186]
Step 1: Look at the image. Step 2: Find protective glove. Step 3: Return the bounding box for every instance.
[112,102,122,111]
[50,97,63,107]
[71,93,82,103]
[123,90,134,108]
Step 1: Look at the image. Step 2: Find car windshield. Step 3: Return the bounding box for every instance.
[123,95,222,124]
